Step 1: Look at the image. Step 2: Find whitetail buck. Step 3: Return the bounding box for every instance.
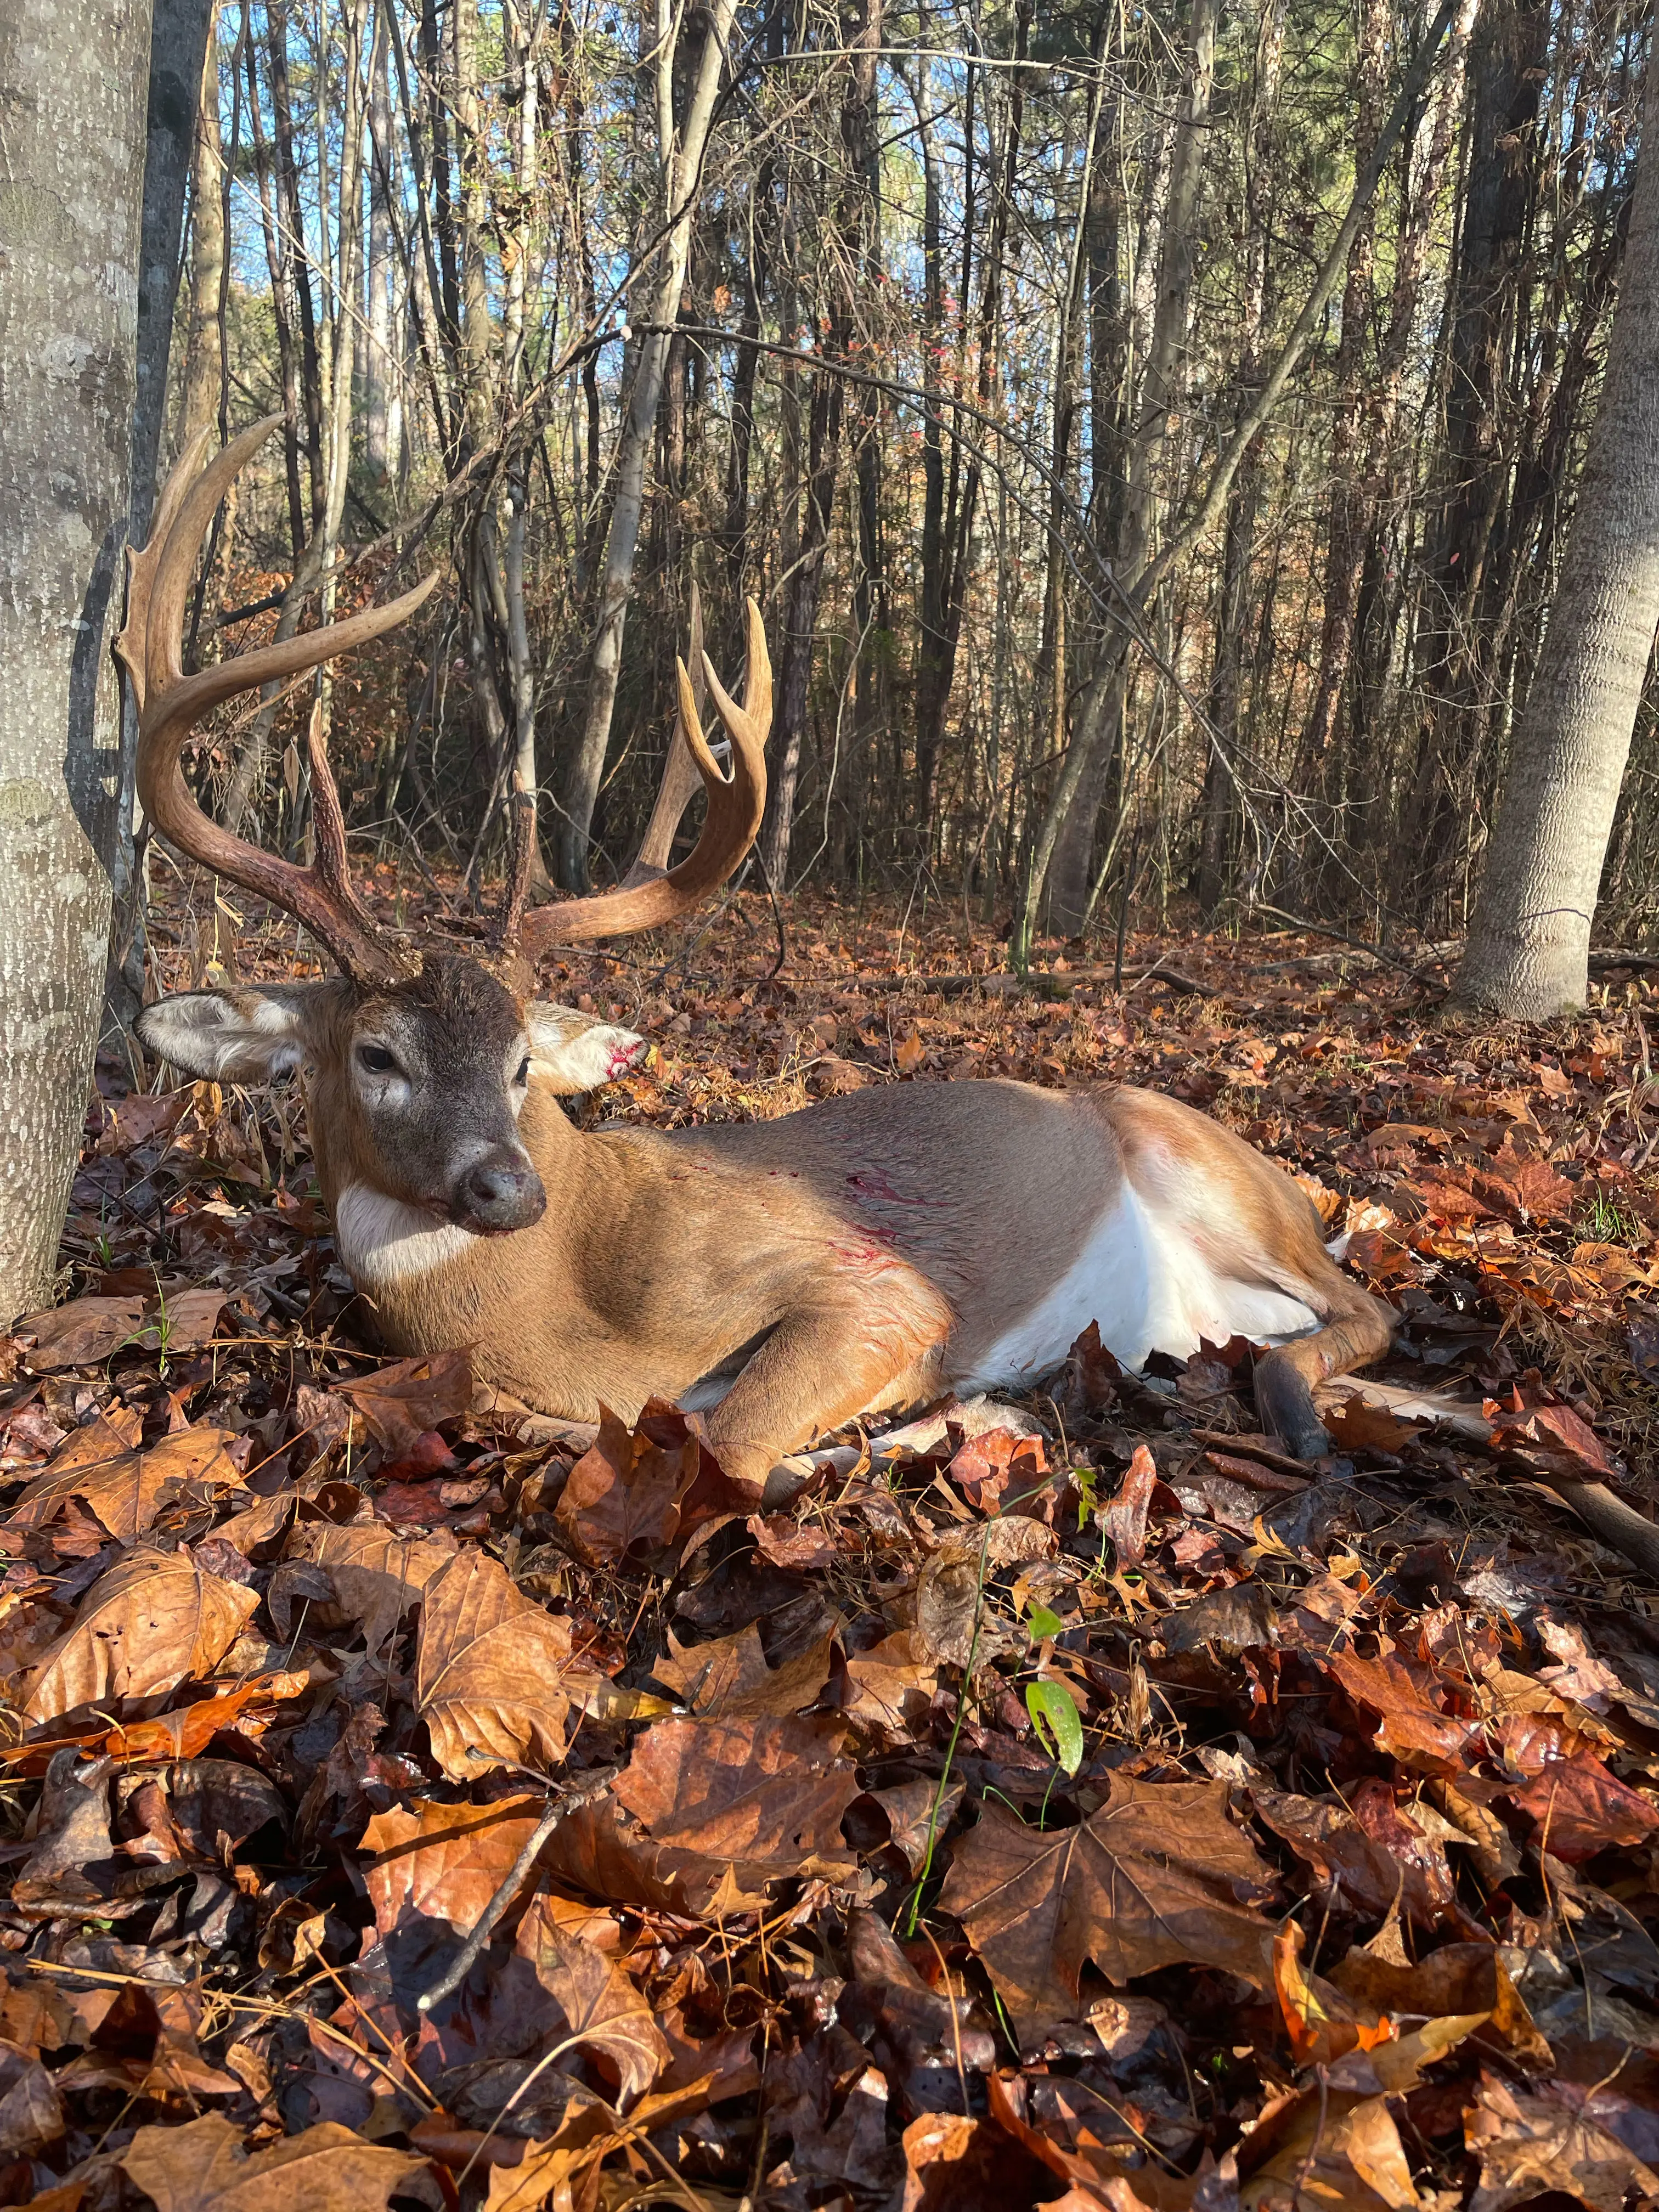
[126,421,1519,1528]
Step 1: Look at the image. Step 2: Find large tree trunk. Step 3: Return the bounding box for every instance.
[0,0,151,1320]
[1449,54,1659,1019]
[114,0,216,1027]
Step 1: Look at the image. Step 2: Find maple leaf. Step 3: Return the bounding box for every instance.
[288,1519,455,1653]
[21,1548,260,1726]
[414,1548,574,1780]
[555,1402,698,1564]
[613,1713,860,1880]
[1323,1647,1484,1774]
[941,1779,1278,2039]
[120,2111,427,2211]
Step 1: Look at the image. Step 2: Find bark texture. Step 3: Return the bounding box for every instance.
[1450,55,1659,1018]
[0,0,151,1319]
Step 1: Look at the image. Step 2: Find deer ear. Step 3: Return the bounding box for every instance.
[135,985,322,1083]
[524,1002,648,1093]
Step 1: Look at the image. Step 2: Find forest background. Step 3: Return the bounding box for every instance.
[100,0,1658,981]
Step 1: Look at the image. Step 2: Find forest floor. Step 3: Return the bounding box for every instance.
[8,868,1659,2210]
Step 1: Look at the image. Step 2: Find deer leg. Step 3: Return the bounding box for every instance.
[703,1288,950,1502]
[1252,1293,1396,1460]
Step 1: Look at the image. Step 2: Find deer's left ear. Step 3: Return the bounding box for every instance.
[524,1003,648,1093]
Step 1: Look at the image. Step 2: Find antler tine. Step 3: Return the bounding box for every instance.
[517,597,770,952]
[123,415,439,985]
[619,582,709,889]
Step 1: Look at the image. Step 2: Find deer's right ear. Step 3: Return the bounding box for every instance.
[134,986,320,1083]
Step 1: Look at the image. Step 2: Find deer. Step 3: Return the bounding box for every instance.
[123,424,1659,1576]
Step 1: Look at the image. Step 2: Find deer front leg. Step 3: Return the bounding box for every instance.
[702,1261,953,1499]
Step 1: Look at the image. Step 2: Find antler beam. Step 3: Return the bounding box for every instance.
[119,416,438,986]
[516,596,771,954]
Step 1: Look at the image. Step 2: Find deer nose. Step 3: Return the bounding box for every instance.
[455,1149,545,1232]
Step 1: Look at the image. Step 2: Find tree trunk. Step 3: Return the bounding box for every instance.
[115,0,216,1029]
[0,0,150,1319]
[557,0,740,891]
[1449,54,1659,1019]
[179,0,224,447]
[1042,0,1217,939]
[1406,0,1549,901]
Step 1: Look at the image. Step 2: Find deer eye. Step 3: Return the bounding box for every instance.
[515,1056,532,1086]
[358,1043,399,1076]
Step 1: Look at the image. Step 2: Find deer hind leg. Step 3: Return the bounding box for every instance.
[1252,1291,1396,1459]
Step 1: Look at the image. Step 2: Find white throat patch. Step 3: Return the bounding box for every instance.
[334,1182,478,1289]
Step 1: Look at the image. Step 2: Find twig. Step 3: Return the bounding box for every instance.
[1245,903,1447,986]
[414,1768,617,2015]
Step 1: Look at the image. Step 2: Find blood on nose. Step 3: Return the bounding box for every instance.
[456,1149,545,1232]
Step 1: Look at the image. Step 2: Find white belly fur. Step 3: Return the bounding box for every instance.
[334,1182,478,1289]
[957,1181,1318,1394]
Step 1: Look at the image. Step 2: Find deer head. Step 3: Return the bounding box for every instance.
[128,420,770,1239]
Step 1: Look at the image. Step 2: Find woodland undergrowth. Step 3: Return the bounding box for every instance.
[8,873,1659,2209]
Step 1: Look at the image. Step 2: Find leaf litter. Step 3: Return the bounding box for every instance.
[7,885,1659,2205]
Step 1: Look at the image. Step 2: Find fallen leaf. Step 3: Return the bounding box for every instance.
[120,2110,427,2211]
[941,1779,1278,2040]
[652,1619,836,1719]
[363,1793,549,1946]
[517,1892,670,2104]
[1252,1781,1457,1926]
[555,1401,698,1564]
[414,1547,574,1779]
[8,1426,240,1543]
[613,1713,859,1880]
[21,1547,260,1726]
[288,1519,454,1652]
[1465,2070,1659,2211]
[1324,1648,1483,1773]
[336,1346,473,1455]
[16,1296,145,1370]
[1105,1444,1159,1568]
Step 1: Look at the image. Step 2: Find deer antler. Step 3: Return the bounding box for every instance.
[119,415,439,986]
[515,595,770,955]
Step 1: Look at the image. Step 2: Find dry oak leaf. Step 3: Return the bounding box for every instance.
[287,1519,454,1652]
[336,1345,473,1455]
[363,1793,549,1943]
[1465,2071,1659,2212]
[120,2111,428,2212]
[8,1425,240,1543]
[415,1549,575,1780]
[21,1547,259,1727]
[941,1778,1278,2040]
[517,1892,670,2104]
[613,1713,860,1879]
[653,1618,837,1720]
